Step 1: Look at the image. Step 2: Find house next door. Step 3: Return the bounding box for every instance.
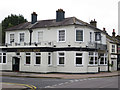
[12,57,20,72]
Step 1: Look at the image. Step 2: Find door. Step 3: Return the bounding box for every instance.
[12,57,20,72]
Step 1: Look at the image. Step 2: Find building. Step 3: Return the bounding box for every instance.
[118,1,120,35]
[0,23,2,45]
[106,29,118,71]
[0,9,108,73]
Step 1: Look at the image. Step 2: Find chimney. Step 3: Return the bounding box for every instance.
[112,29,116,37]
[103,28,106,32]
[56,9,65,22]
[31,12,37,24]
[90,19,97,27]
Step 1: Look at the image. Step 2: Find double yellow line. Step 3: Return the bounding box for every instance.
[2,82,37,89]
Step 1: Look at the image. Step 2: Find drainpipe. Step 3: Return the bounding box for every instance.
[28,29,33,45]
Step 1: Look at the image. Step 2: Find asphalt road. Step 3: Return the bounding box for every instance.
[1,76,119,89]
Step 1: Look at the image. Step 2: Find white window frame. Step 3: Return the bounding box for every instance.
[37,31,43,43]
[111,44,115,53]
[75,53,83,66]
[10,34,15,44]
[0,53,7,64]
[88,52,98,65]
[99,54,107,65]
[19,33,25,42]
[57,29,66,42]
[35,52,41,65]
[25,52,31,65]
[75,29,84,42]
[57,51,65,66]
[48,52,52,66]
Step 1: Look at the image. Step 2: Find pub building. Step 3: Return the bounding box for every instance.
[0,9,109,73]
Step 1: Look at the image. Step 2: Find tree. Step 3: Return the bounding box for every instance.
[2,14,27,44]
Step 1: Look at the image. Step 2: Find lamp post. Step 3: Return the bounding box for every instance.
[28,28,33,45]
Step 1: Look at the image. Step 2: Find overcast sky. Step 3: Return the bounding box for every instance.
[0,0,119,35]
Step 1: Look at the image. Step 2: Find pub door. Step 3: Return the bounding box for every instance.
[12,57,20,72]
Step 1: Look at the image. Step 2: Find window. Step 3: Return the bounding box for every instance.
[35,53,41,65]
[75,53,83,66]
[20,33,24,42]
[99,53,107,65]
[112,45,115,53]
[58,30,65,42]
[95,32,101,41]
[38,31,43,42]
[90,32,92,42]
[58,52,65,65]
[48,53,52,65]
[76,30,83,41]
[25,53,31,64]
[10,34,14,43]
[0,53,6,64]
[118,45,120,54]
[89,52,98,65]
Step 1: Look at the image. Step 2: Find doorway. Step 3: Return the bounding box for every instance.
[12,57,20,72]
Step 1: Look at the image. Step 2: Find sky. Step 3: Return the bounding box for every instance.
[0,0,119,35]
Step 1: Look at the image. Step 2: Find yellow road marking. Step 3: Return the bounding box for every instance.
[1,82,37,89]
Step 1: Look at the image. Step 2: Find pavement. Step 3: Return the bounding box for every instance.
[0,71,119,89]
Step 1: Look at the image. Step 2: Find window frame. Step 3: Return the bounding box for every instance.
[48,52,52,66]
[19,33,25,42]
[0,53,7,64]
[57,29,66,42]
[25,52,31,65]
[75,53,83,66]
[38,31,43,43]
[112,44,115,53]
[10,34,15,44]
[99,53,107,65]
[95,32,101,41]
[35,52,41,65]
[75,29,84,42]
[57,52,65,66]
[88,52,98,65]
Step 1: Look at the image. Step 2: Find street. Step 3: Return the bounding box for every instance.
[1,76,119,88]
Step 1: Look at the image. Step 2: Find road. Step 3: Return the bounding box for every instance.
[1,76,119,88]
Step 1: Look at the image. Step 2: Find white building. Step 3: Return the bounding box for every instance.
[118,1,120,35]
[0,9,108,73]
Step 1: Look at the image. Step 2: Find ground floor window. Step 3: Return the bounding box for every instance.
[25,53,31,64]
[48,53,52,65]
[58,52,65,65]
[89,52,98,65]
[75,53,83,66]
[99,53,107,65]
[0,53,6,64]
[35,52,41,65]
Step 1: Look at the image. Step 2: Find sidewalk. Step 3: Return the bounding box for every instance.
[1,71,119,79]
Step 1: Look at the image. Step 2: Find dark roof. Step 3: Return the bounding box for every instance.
[6,17,105,34]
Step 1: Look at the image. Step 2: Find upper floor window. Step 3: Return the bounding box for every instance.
[95,32,101,41]
[0,53,6,64]
[58,30,66,42]
[118,45,120,53]
[112,45,115,53]
[10,34,14,43]
[20,33,24,42]
[90,32,92,42]
[76,30,83,42]
[38,31,43,42]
